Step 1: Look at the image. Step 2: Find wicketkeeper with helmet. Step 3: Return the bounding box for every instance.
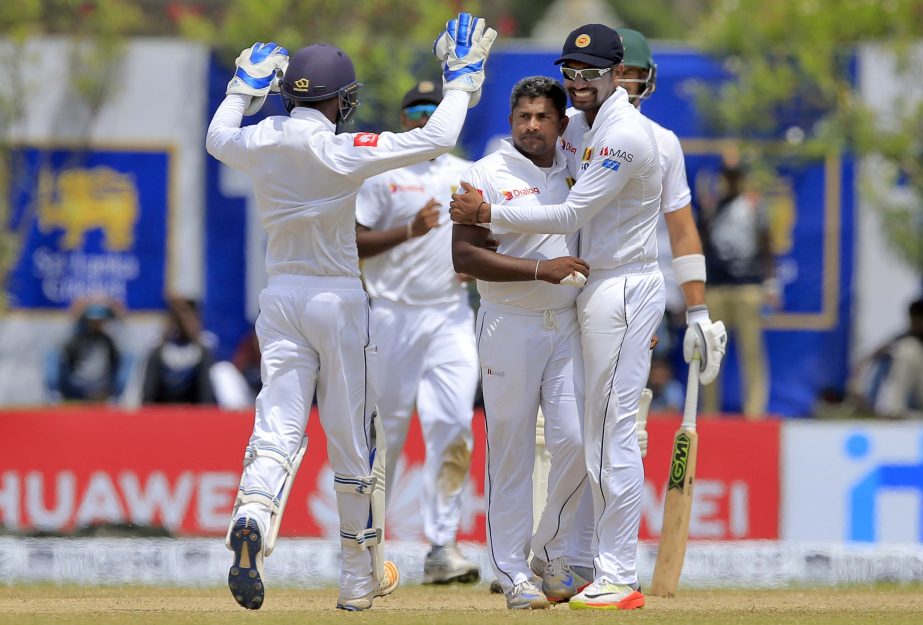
[206,13,496,612]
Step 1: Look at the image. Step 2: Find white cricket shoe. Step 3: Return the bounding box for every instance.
[529,556,576,602]
[505,579,551,610]
[569,579,645,610]
[336,561,400,611]
[423,542,480,584]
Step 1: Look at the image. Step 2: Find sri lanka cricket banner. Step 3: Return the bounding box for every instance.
[5,146,170,310]
[0,407,779,542]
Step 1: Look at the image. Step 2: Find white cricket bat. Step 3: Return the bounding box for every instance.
[650,353,700,597]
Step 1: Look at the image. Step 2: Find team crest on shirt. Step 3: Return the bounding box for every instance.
[581,147,593,162]
[353,132,380,147]
[501,186,540,201]
[389,183,425,193]
[565,176,576,189]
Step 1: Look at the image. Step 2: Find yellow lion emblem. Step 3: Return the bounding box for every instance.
[37,166,139,251]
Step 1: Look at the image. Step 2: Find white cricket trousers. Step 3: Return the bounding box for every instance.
[235,275,380,598]
[477,302,587,592]
[369,298,479,547]
[577,263,664,586]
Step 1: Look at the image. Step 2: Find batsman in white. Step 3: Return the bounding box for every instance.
[354,80,480,585]
[563,26,728,587]
[205,13,496,611]
[453,76,589,610]
[452,24,723,610]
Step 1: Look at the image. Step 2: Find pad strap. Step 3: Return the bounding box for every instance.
[333,473,377,495]
[341,528,382,549]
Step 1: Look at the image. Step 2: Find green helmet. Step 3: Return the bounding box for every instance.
[617,28,657,102]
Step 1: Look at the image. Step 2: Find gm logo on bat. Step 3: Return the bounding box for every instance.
[668,432,692,492]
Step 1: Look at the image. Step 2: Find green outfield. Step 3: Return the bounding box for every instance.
[2,584,922,625]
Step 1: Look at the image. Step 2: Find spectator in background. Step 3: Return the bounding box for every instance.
[141,296,216,404]
[698,155,778,419]
[648,356,684,412]
[870,298,923,419]
[49,298,127,402]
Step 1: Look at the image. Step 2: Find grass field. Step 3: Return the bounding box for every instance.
[2,584,922,625]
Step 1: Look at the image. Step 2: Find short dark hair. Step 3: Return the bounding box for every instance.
[509,76,567,120]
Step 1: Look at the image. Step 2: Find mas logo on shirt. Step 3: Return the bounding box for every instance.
[353,132,380,147]
[501,186,541,201]
[389,183,425,193]
[599,146,633,162]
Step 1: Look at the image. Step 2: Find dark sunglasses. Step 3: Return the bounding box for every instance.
[560,66,614,81]
[404,104,438,120]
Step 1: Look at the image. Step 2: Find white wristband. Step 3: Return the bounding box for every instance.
[672,253,707,285]
[686,304,710,326]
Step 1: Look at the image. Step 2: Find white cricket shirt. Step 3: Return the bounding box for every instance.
[356,154,471,306]
[464,138,580,311]
[494,87,662,272]
[567,110,692,310]
[205,90,469,279]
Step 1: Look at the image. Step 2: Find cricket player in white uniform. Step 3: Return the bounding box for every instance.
[563,27,728,588]
[205,14,496,611]
[452,24,725,610]
[454,76,590,609]
[355,81,480,585]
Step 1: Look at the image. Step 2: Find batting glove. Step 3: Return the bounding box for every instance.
[433,13,497,107]
[683,305,727,386]
[226,42,289,115]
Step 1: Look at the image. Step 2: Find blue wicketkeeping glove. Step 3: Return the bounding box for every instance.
[226,42,289,115]
[433,13,497,107]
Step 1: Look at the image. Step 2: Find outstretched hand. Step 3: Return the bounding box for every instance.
[449,181,487,224]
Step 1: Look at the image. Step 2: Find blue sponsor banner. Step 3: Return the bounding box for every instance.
[6,147,169,310]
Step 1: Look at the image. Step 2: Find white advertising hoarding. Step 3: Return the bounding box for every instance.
[783,421,923,544]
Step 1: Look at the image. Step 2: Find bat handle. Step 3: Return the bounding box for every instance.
[682,351,700,431]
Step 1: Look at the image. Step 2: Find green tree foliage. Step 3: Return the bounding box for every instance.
[693,0,923,272]
[177,0,480,130]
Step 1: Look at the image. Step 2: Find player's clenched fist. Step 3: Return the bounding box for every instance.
[410,199,441,237]
[450,181,487,224]
[535,256,589,286]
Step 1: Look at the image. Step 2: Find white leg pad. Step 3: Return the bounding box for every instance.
[225,436,308,557]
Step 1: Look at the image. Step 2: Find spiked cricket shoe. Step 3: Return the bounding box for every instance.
[228,516,265,610]
[423,542,480,584]
[569,579,645,610]
[336,561,400,611]
[506,579,551,609]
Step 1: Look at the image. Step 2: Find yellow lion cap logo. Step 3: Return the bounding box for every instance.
[294,78,310,92]
[575,34,591,48]
[418,80,435,93]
